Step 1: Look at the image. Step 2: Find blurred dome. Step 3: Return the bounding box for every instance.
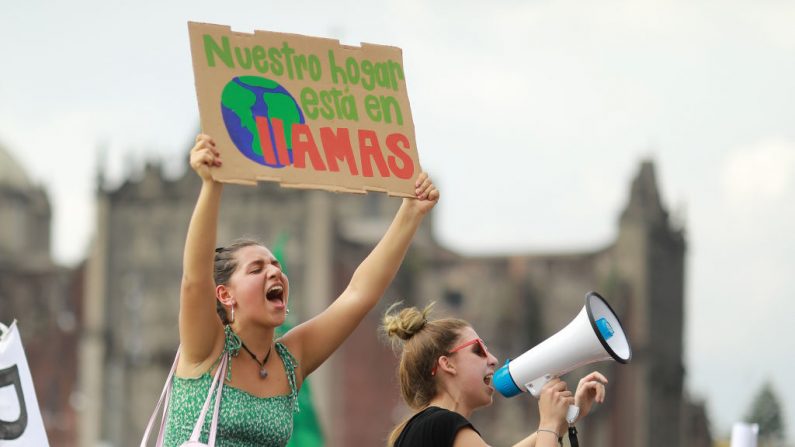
[0,142,34,190]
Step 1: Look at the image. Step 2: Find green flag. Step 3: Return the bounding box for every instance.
[275,321,325,447]
[273,232,324,446]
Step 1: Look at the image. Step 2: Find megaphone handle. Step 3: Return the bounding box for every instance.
[525,376,579,423]
[566,405,580,424]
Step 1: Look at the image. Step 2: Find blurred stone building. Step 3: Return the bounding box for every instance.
[0,144,82,446]
[448,162,710,447]
[72,148,711,446]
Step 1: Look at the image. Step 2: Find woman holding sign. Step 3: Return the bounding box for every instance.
[161,134,438,446]
[382,303,608,447]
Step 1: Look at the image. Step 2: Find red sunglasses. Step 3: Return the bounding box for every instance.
[431,338,491,376]
[449,338,490,358]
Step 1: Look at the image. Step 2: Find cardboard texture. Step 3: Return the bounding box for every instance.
[188,22,422,196]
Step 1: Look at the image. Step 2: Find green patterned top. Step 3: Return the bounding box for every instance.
[163,326,300,447]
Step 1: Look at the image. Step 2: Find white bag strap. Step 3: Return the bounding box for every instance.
[140,349,181,447]
[207,353,228,444]
[187,351,228,445]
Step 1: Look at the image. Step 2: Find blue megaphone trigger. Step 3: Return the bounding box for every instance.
[493,358,522,398]
[596,317,614,340]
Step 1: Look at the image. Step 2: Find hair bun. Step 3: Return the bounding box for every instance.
[382,302,435,341]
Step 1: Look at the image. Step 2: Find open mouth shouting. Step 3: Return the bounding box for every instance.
[266,284,285,307]
[484,373,494,390]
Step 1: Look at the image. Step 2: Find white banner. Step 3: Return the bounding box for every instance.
[0,321,49,446]
[730,422,759,447]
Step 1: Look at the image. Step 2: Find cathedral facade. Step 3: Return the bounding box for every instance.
[0,141,711,446]
[79,154,710,447]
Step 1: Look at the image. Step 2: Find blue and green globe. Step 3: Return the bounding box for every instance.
[221,76,305,168]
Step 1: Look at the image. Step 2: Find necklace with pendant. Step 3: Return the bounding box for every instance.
[240,341,273,379]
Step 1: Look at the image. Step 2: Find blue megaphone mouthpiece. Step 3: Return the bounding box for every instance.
[493,359,521,397]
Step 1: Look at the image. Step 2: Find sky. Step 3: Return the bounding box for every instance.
[2,0,794,441]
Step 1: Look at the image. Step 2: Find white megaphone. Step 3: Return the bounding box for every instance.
[493,291,632,423]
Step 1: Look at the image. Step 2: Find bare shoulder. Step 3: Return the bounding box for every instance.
[453,427,490,447]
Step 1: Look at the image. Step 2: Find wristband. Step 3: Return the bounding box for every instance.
[536,428,563,446]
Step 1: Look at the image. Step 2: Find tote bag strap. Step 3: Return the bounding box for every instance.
[206,352,227,444]
[140,348,181,447]
[187,351,228,445]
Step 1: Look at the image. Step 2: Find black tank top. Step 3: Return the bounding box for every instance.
[394,406,480,447]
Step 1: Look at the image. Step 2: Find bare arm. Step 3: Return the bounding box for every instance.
[510,432,547,447]
[283,173,439,378]
[452,427,491,447]
[178,135,225,369]
[449,425,552,447]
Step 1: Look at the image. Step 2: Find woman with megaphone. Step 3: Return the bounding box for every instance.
[382,302,607,447]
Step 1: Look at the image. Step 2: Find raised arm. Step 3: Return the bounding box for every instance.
[178,134,225,367]
[283,173,439,378]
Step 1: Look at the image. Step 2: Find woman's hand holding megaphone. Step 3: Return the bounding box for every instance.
[572,371,609,423]
[538,378,575,431]
[534,373,607,446]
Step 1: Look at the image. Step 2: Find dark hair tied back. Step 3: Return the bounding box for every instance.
[213,238,264,324]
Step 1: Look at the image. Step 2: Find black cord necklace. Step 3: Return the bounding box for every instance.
[240,341,273,379]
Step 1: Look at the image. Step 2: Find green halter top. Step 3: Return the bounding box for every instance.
[163,325,300,447]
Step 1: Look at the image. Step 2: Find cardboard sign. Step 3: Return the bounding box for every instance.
[0,321,49,446]
[188,22,422,196]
